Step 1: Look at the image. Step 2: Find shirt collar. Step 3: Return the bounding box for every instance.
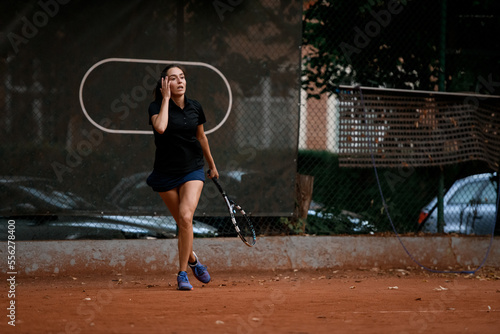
[170,96,191,110]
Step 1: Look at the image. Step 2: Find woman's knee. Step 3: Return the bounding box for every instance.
[177,211,194,230]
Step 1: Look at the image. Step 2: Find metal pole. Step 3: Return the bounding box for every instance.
[437,0,447,233]
[495,171,500,236]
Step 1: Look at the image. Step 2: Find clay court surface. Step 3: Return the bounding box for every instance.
[3,266,499,334]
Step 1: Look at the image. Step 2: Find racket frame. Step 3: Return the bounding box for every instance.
[208,171,256,247]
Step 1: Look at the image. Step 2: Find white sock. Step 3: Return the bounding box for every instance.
[188,252,198,267]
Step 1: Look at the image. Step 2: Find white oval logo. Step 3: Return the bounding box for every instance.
[79,58,232,135]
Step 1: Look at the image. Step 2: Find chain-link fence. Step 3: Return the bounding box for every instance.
[299,0,499,236]
[0,0,302,240]
[298,85,499,236]
[1,0,499,241]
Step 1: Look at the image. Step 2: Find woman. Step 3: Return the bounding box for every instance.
[146,64,219,290]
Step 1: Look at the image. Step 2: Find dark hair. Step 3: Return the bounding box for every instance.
[153,64,186,101]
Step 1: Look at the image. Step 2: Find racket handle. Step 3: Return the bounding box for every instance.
[207,169,216,180]
[207,169,224,194]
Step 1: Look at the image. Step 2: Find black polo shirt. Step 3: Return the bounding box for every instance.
[148,97,206,175]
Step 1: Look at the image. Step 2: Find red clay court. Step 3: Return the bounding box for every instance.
[4,266,499,334]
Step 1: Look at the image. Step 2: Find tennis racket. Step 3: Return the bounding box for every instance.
[207,170,256,247]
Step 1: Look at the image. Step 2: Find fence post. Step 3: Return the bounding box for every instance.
[437,168,445,233]
[495,171,500,236]
[437,0,447,233]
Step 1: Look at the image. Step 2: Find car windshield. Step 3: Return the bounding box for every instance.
[479,180,497,204]
[448,180,485,205]
[19,185,74,210]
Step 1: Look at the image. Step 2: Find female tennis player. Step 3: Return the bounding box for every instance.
[146,64,219,290]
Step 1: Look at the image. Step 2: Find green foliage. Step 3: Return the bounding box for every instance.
[302,0,441,94]
[302,0,500,96]
[279,217,306,235]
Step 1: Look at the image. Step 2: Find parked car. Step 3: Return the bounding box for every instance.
[105,170,259,237]
[0,176,94,214]
[0,215,177,240]
[0,176,217,240]
[105,172,165,213]
[418,173,498,235]
[104,171,219,235]
[307,201,377,235]
[105,169,258,212]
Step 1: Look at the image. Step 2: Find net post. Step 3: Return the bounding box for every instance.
[495,171,500,236]
[437,167,445,233]
[437,0,447,233]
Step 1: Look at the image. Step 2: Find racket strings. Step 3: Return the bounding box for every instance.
[209,172,256,246]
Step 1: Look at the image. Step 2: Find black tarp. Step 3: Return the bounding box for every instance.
[1,0,302,216]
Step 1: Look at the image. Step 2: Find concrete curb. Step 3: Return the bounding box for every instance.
[3,236,498,277]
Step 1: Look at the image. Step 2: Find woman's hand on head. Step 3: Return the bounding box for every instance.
[160,77,171,99]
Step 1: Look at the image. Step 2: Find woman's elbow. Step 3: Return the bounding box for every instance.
[153,123,167,134]
[197,134,208,143]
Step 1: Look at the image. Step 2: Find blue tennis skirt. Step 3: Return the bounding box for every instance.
[146,168,205,192]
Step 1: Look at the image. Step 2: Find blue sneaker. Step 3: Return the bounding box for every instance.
[189,252,211,284]
[177,271,193,290]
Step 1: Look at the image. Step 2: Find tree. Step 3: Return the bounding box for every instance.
[302,0,500,97]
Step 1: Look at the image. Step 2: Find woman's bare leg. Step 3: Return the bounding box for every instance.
[159,180,203,271]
